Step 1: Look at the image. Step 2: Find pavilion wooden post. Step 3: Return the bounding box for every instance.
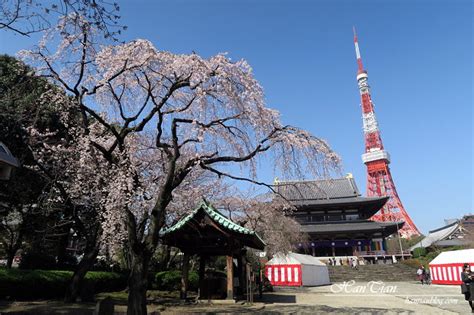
[237,254,246,298]
[226,255,234,300]
[180,253,190,299]
[198,255,206,299]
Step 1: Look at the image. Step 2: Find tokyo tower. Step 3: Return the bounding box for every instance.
[353,28,420,238]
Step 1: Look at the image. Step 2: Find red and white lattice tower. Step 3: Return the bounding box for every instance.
[353,27,420,238]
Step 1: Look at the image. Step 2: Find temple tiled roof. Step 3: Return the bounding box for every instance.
[160,199,265,248]
[275,177,360,201]
[274,177,388,214]
[409,220,462,251]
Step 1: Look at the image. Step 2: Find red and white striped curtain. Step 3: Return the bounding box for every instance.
[265,264,302,286]
[430,263,473,285]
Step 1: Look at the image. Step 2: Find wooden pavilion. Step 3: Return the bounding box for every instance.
[160,200,265,300]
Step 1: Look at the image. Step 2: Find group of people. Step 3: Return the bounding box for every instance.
[416,265,431,285]
[327,257,360,269]
[327,257,340,266]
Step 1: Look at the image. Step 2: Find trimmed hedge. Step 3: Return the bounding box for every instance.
[19,252,57,270]
[0,269,127,300]
[154,270,199,291]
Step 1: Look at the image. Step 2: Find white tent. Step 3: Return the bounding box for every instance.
[429,249,474,285]
[265,252,330,286]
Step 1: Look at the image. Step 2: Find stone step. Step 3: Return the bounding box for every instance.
[327,264,417,282]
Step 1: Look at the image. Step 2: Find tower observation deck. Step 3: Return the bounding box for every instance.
[353,28,420,238]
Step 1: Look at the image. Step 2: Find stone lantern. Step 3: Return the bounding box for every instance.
[0,142,19,180]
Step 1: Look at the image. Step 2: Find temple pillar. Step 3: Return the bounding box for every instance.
[198,255,206,299]
[226,255,234,300]
[180,253,190,299]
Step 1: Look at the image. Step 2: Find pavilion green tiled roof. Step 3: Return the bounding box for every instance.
[160,200,265,246]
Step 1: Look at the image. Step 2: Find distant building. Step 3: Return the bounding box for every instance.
[0,142,19,180]
[274,176,405,259]
[410,215,474,251]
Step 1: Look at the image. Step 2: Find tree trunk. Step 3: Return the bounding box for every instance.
[127,251,150,315]
[64,244,99,303]
[180,253,190,299]
[159,245,171,271]
[6,249,14,269]
[56,228,71,267]
[5,230,22,269]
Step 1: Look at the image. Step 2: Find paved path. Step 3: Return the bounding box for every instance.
[259,281,468,314]
[0,281,470,314]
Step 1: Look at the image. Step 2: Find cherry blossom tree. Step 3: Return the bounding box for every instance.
[216,193,308,256]
[1,0,123,38]
[24,91,112,301]
[20,15,340,314]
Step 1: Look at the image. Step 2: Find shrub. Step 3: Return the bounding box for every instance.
[19,251,57,270]
[56,253,78,271]
[189,271,199,290]
[412,247,427,258]
[0,269,127,300]
[0,269,70,299]
[424,250,440,262]
[84,271,127,293]
[154,270,199,291]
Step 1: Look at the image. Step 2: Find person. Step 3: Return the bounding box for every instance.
[416,266,425,285]
[332,257,336,266]
[425,269,431,285]
[328,259,333,266]
[352,258,358,270]
[461,263,474,313]
[339,258,343,266]
[424,268,431,285]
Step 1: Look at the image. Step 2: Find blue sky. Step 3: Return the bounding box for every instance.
[0,0,472,234]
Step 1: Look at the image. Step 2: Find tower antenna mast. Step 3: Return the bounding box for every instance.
[353,27,420,238]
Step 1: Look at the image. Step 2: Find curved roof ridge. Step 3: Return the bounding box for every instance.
[409,220,461,251]
[160,199,266,246]
[429,220,460,234]
[276,177,349,184]
[202,201,266,245]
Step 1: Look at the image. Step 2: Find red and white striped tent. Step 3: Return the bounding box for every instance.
[429,249,474,285]
[265,252,330,287]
